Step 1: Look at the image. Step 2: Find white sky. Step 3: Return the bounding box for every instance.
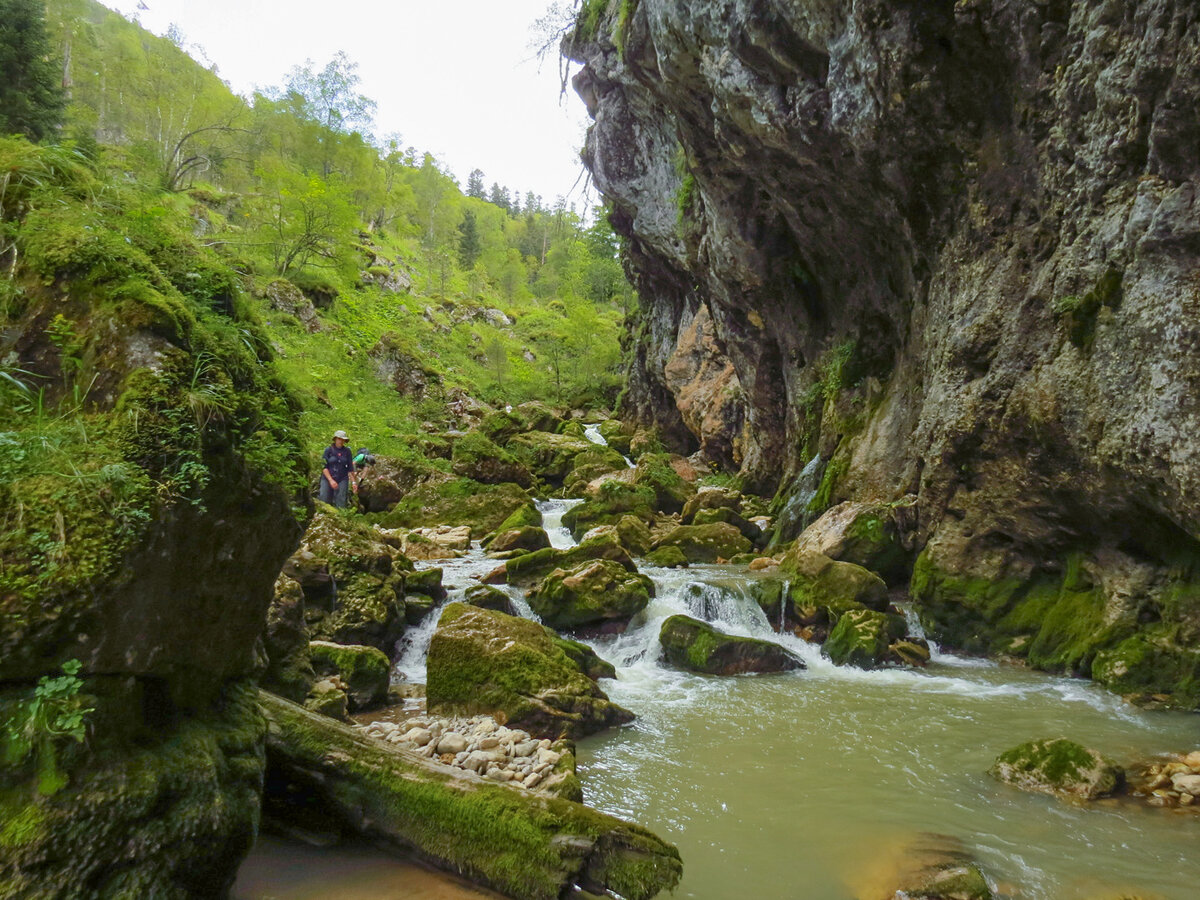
[101,0,593,206]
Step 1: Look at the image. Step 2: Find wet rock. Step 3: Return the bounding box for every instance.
[616,515,656,556]
[890,639,932,668]
[823,609,908,669]
[379,476,532,533]
[504,529,638,586]
[464,583,516,615]
[426,603,634,740]
[507,431,596,484]
[305,678,349,720]
[451,431,535,488]
[681,488,741,525]
[489,525,552,554]
[262,574,315,703]
[749,557,779,571]
[631,453,696,514]
[659,615,804,675]
[564,446,630,495]
[563,484,657,538]
[530,560,654,632]
[652,522,752,563]
[691,506,761,543]
[780,550,888,624]
[645,545,689,568]
[989,738,1125,800]
[308,641,390,711]
[794,500,912,581]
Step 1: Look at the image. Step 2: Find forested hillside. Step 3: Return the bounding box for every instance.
[7,0,631,460]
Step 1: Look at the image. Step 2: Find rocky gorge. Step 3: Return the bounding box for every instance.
[567,0,1200,708]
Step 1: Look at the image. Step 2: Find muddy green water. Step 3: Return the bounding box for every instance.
[575,565,1200,900]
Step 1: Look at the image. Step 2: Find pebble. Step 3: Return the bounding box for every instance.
[1171,774,1200,796]
[1184,750,1200,768]
[357,713,571,795]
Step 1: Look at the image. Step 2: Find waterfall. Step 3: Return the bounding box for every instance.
[773,453,824,542]
[585,422,635,467]
[536,498,582,549]
[779,579,789,632]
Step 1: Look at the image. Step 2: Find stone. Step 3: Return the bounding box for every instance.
[436,732,469,754]
[748,557,779,571]
[308,641,391,711]
[464,583,515,614]
[425,603,635,740]
[645,545,689,568]
[652,523,752,563]
[379,477,532,533]
[1184,751,1200,768]
[503,528,638,585]
[488,525,552,554]
[658,615,805,676]
[369,332,441,399]
[356,456,431,513]
[681,487,742,525]
[631,453,696,514]
[305,678,349,720]
[530,560,654,632]
[989,739,1125,801]
[615,515,656,556]
[691,505,762,543]
[451,431,535,488]
[780,550,889,625]
[506,431,596,484]
[793,501,912,581]
[1170,773,1200,796]
[262,574,315,703]
[563,483,657,538]
[824,609,908,669]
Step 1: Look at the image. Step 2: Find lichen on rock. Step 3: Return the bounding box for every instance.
[989,738,1125,801]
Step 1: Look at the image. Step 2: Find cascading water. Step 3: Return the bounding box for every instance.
[778,578,789,632]
[773,453,824,541]
[584,422,635,467]
[536,498,582,549]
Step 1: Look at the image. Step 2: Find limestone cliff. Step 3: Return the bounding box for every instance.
[567,1,1200,704]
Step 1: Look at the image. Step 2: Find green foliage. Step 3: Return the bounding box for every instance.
[576,0,610,40]
[0,0,66,141]
[1053,268,1123,350]
[615,0,638,57]
[2,659,94,795]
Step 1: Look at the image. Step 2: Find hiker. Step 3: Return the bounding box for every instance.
[320,429,357,508]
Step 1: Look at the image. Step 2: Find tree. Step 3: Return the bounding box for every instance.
[0,0,66,141]
[281,51,377,176]
[466,168,486,199]
[484,338,508,390]
[254,162,358,274]
[458,209,481,269]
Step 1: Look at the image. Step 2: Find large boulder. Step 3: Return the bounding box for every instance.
[464,583,517,615]
[308,640,390,711]
[262,574,316,703]
[507,431,596,484]
[397,524,472,560]
[563,483,657,538]
[652,523,752,563]
[681,488,742,524]
[631,453,696,514]
[516,400,565,433]
[659,615,804,675]
[615,515,655,556]
[989,738,1125,801]
[780,550,889,625]
[530,560,654,632]
[356,456,432,513]
[285,506,410,652]
[426,603,634,740]
[489,526,552,554]
[564,446,630,495]
[645,545,689,568]
[379,476,531,533]
[504,529,638,585]
[692,506,761,543]
[452,431,535,488]
[259,691,681,900]
[823,608,908,668]
[794,500,913,582]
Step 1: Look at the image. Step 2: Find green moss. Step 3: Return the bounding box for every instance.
[563,483,656,537]
[658,615,801,675]
[529,560,653,630]
[309,642,390,710]
[614,0,638,57]
[378,478,531,532]
[807,456,848,514]
[824,608,905,668]
[989,737,1122,799]
[1053,267,1123,350]
[644,545,688,568]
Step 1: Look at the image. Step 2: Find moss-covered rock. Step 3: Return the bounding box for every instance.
[658,615,804,675]
[645,546,689,568]
[286,506,409,652]
[464,583,516,615]
[516,401,564,434]
[507,431,595,484]
[1092,634,1200,708]
[563,483,657,538]
[563,446,630,495]
[681,488,741,525]
[616,515,655,556]
[780,550,888,624]
[426,603,634,740]
[989,738,1125,800]
[552,636,618,681]
[478,408,530,444]
[262,574,315,703]
[794,500,912,582]
[489,526,552,554]
[692,506,762,543]
[304,677,349,720]
[493,501,543,534]
[823,608,907,668]
[596,418,633,454]
[504,529,637,585]
[308,641,390,711]
[632,453,695,514]
[379,477,531,533]
[530,560,654,632]
[260,690,681,900]
[356,455,433,513]
[452,431,535,488]
[652,523,752,563]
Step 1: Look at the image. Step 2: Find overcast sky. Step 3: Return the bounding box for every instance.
[101,0,593,206]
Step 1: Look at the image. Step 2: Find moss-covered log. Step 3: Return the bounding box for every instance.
[260,690,682,900]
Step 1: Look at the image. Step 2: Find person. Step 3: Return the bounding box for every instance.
[319,429,357,508]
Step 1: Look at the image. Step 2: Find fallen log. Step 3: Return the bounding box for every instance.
[258,690,682,900]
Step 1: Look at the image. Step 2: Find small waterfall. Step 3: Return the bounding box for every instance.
[779,579,789,632]
[536,498,582,549]
[585,422,635,467]
[773,454,824,542]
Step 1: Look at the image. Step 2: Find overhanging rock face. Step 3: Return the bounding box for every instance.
[567,1,1200,704]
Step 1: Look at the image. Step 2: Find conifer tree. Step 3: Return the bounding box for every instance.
[0,0,66,141]
[458,209,482,268]
[466,168,486,199]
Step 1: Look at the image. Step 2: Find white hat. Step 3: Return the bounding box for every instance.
[333,430,349,440]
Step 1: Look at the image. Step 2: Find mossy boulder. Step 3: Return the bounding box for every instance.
[309,641,390,711]
[563,484,657,538]
[504,529,638,585]
[632,453,695,514]
[563,446,630,495]
[426,603,634,739]
[681,488,741,525]
[478,408,529,444]
[1091,634,1200,709]
[464,583,516,614]
[692,506,762,543]
[493,501,542,534]
[596,418,633,454]
[780,550,888,624]
[262,574,315,703]
[489,526,552,554]
[379,477,531,533]
[823,608,908,668]
[304,677,349,720]
[658,615,804,675]
[552,636,618,681]
[629,428,665,460]
[989,738,1125,800]
[795,500,912,582]
[652,523,752,563]
[530,560,654,632]
[558,420,587,438]
[452,431,535,488]
[616,515,655,556]
[516,400,564,433]
[356,455,432,513]
[645,545,689,568]
[507,431,595,483]
[287,506,410,652]
[260,690,680,900]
